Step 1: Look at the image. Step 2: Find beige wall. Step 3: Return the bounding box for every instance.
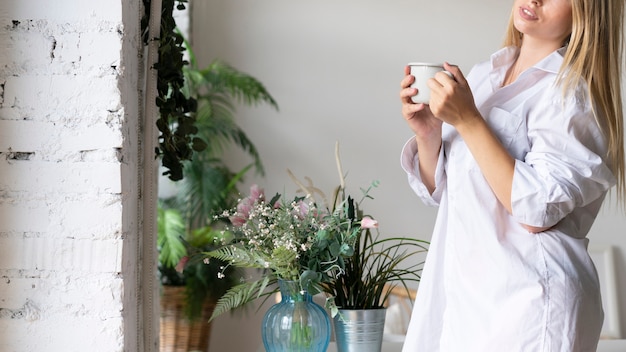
[190,1,626,350]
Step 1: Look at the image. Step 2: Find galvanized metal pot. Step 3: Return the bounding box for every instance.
[333,308,387,352]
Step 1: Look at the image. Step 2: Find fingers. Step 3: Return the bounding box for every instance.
[400,88,425,112]
[400,86,417,102]
[443,62,467,85]
[402,102,427,123]
[400,66,417,103]
[400,66,415,89]
[427,63,464,102]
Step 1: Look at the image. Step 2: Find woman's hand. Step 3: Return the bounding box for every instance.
[427,62,482,128]
[400,65,443,144]
[400,65,443,193]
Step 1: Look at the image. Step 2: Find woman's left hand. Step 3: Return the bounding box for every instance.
[427,62,482,128]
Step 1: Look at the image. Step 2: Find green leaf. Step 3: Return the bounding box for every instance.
[210,276,276,321]
[157,206,187,268]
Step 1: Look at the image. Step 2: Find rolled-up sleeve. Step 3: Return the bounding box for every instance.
[510,88,616,228]
[400,137,446,207]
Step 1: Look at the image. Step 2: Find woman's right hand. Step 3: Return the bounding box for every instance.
[400,66,443,193]
[400,65,443,144]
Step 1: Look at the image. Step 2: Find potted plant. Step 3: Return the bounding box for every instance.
[320,148,429,352]
[323,220,428,352]
[157,36,278,351]
[158,207,241,352]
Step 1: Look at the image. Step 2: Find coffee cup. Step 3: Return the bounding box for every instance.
[408,63,452,104]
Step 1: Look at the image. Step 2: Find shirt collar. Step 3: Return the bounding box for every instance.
[488,46,565,88]
[491,46,565,72]
[534,47,566,74]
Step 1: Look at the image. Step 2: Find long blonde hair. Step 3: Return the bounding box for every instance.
[504,0,625,206]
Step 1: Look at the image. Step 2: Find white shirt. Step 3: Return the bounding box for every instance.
[401,47,616,352]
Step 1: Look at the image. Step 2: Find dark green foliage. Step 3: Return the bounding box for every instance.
[143,0,202,181]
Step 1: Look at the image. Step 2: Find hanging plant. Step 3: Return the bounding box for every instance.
[142,0,205,181]
[141,0,278,183]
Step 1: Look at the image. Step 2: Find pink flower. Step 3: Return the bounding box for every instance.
[229,213,247,227]
[294,200,310,218]
[248,184,265,202]
[360,216,379,229]
[175,256,189,273]
[230,185,266,226]
[231,199,253,226]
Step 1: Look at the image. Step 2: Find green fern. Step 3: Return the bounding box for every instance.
[206,245,268,269]
[210,276,277,321]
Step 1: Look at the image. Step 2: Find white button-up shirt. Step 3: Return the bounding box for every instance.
[401,47,615,352]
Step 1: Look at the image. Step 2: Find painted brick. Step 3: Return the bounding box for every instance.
[0,237,122,272]
[1,22,121,74]
[0,203,50,233]
[57,198,123,234]
[0,274,123,314]
[0,0,141,350]
[2,75,121,122]
[0,317,124,352]
[74,32,123,68]
[0,160,121,194]
[0,30,54,73]
[0,28,122,77]
[0,120,122,154]
[0,194,123,237]
[0,1,122,22]
[0,274,124,351]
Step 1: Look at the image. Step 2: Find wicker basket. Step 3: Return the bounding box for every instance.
[160,286,216,352]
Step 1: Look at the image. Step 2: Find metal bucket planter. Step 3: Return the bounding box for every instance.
[333,308,387,352]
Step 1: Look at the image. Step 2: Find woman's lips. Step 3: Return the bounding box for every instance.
[519,6,538,20]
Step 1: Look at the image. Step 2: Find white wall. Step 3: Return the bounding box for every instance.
[191,1,626,350]
[0,1,144,351]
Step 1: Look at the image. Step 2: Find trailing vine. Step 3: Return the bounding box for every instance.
[142,0,205,181]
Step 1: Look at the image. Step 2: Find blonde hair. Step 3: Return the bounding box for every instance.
[504,0,626,206]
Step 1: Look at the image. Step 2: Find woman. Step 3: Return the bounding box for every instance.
[399,0,624,351]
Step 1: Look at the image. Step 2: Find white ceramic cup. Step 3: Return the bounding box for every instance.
[408,63,452,104]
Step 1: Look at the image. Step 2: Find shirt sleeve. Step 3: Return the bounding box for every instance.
[510,86,616,228]
[400,136,446,207]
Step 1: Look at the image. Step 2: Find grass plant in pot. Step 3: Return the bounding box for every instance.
[157,36,278,351]
[322,185,429,352]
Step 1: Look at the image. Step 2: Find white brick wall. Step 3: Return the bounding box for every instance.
[0,1,144,351]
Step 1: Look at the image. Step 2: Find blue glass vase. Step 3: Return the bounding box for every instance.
[261,280,331,352]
